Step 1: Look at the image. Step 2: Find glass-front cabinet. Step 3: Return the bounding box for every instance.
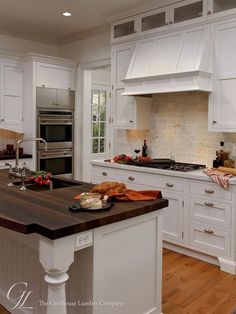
[208,0,236,18]
[170,0,207,27]
[111,16,138,42]
[140,7,169,35]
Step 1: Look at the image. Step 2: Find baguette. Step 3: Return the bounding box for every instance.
[218,167,236,176]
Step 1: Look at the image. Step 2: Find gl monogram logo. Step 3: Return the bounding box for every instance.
[7,282,33,310]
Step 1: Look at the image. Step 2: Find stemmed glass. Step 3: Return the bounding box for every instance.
[134,148,140,160]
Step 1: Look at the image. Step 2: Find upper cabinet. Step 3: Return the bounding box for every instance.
[208,0,236,19]
[170,0,207,27]
[111,43,151,129]
[0,62,23,132]
[111,0,208,43]
[209,21,236,132]
[36,62,75,90]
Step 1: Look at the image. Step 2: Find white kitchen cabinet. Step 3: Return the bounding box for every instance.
[111,16,138,43]
[208,0,236,19]
[188,178,232,259]
[112,44,135,128]
[170,0,207,28]
[111,0,209,43]
[0,62,22,132]
[36,62,75,90]
[140,7,169,35]
[91,162,236,274]
[112,44,151,129]
[0,158,32,170]
[209,21,236,131]
[91,164,185,245]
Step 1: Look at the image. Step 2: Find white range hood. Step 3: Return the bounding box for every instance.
[122,26,213,95]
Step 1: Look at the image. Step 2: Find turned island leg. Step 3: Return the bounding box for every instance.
[39,236,75,314]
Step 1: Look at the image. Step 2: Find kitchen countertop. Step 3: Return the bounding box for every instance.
[91,160,236,185]
[0,153,32,160]
[0,170,168,240]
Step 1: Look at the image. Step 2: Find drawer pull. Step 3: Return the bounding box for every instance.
[102,172,108,176]
[204,201,214,207]
[128,176,135,181]
[204,228,214,234]
[205,189,214,194]
[166,183,174,187]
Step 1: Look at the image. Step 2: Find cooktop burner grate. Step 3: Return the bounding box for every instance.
[133,161,206,172]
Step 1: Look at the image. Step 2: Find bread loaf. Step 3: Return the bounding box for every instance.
[91,181,126,195]
[218,167,236,176]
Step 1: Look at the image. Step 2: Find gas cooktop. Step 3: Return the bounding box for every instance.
[128,159,206,172]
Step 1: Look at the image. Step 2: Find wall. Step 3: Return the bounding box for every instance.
[117,92,236,167]
[58,31,110,62]
[0,34,58,56]
[0,129,23,151]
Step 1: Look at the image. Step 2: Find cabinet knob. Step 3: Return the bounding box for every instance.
[205,189,214,194]
[212,120,217,124]
[204,201,214,207]
[169,21,174,24]
[42,85,45,87]
[204,228,214,234]
[128,176,135,181]
[1,118,4,121]
[129,120,133,123]
[165,22,169,25]
[207,11,212,15]
[102,172,108,176]
[52,102,57,106]
[166,182,174,187]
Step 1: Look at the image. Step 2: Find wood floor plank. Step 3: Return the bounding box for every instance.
[163,248,236,314]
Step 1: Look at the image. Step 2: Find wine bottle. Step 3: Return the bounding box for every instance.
[142,140,148,157]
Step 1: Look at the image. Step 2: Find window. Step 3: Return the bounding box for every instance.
[91,86,109,155]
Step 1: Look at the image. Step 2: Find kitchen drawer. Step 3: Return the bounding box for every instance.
[189,197,231,229]
[189,180,232,201]
[189,223,230,257]
[91,167,120,181]
[119,171,184,192]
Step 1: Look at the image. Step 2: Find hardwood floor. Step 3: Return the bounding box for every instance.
[1,249,236,313]
[163,249,236,314]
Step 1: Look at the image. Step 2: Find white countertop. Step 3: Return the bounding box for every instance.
[91,160,236,185]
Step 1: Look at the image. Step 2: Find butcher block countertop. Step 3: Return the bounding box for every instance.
[0,170,168,240]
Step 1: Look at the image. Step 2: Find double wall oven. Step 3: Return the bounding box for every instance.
[36,87,75,177]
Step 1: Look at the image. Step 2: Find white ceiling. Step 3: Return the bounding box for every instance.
[0,0,145,45]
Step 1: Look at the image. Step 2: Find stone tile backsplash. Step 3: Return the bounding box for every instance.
[116,92,236,167]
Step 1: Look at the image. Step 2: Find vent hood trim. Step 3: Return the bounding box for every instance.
[122,26,213,95]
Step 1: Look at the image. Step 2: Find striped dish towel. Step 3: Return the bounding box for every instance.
[203,168,233,189]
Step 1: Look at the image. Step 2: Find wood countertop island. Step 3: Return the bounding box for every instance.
[0,170,168,314]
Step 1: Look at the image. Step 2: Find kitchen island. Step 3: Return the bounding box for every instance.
[0,170,168,314]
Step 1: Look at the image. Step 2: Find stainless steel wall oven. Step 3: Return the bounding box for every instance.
[37,109,74,176]
[37,149,72,176]
[37,109,73,150]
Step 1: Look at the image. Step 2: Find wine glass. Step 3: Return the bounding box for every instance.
[134,148,140,159]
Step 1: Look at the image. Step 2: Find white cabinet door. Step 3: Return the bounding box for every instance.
[170,0,207,28]
[0,62,22,130]
[208,0,236,19]
[36,62,75,90]
[113,88,136,128]
[139,6,170,35]
[209,21,236,131]
[162,191,184,244]
[112,44,136,128]
[111,16,138,43]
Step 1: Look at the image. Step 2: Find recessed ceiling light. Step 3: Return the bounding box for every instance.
[63,12,72,17]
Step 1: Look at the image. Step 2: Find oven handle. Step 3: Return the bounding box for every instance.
[39,120,73,125]
[39,152,72,159]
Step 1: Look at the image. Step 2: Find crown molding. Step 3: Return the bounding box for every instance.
[23,53,78,66]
